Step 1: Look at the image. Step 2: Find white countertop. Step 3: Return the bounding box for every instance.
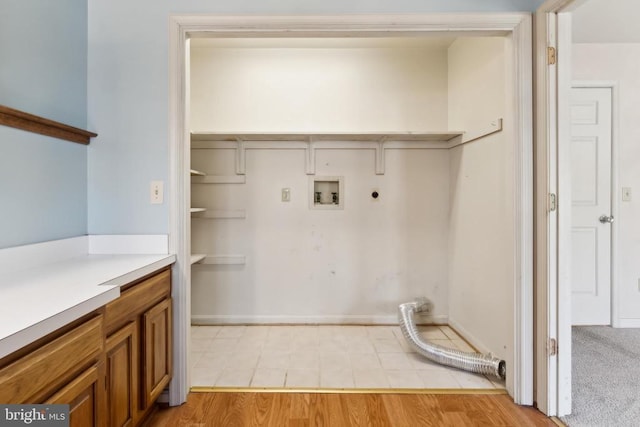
[0,240,175,359]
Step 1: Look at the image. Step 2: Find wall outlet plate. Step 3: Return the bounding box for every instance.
[622,187,632,202]
[150,181,164,204]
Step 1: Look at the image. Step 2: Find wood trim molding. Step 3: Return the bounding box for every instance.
[168,17,191,408]
[555,12,574,418]
[534,9,556,416]
[170,13,530,34]
[510,14,534,408]
[0,105,97,145]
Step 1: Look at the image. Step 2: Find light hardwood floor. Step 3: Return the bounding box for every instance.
[147,392,558,426]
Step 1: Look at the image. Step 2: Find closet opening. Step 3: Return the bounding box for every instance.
[188,34,514,392]
[167,13,533,406]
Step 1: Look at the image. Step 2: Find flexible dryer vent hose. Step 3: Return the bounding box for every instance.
[398,300,506,380]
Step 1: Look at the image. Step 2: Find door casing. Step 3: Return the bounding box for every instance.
[535,0,620,416]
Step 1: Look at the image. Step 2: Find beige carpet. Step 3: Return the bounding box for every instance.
[561,326,640,426]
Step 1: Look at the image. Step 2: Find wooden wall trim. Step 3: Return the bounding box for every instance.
[0,104,97,145]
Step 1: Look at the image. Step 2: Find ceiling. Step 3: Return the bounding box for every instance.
[572,0,640,43]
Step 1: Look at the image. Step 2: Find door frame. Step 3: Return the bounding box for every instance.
[535,1,579,416]
[571,82,619,329]
[535,0,618,417]
[168,13,534,406]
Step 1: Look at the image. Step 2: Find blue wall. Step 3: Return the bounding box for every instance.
[87,0,544,235]
[0,0,88,248]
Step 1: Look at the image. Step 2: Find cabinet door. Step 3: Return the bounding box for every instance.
[46,363,106,427]
[142,298,172,407]
[106,322,138,427]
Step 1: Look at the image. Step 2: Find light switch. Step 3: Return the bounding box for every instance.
[622,187,632,202]
[282,188,291,202]
[151,181,164,204]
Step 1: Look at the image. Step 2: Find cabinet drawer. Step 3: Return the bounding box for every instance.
[104,269,170,334]
[0,315,104,403]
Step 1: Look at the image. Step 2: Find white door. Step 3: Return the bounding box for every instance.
[570,87,612,325]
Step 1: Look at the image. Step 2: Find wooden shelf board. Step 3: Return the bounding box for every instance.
[191,210,246,219]
[191,131,464,142]
[191,175,246,184]
[0,104,97,145]
[190,254,207,265]
[194,255,246,265]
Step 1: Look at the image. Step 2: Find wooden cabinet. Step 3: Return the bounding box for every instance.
[143,298,172,407]
[46,363,107,427]
[105,322,138,427]
[0,315,104,404]
[0,267,172,427]
[105,268,172,426]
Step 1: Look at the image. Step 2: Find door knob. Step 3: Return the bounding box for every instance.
[599,215,614,224]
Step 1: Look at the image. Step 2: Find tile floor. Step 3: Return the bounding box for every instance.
[191,325,506,390]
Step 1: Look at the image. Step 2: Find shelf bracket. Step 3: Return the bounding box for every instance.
[448,118,503,149]
[305,136,316,175]
[235,137,246,175]
[375,138,386,175]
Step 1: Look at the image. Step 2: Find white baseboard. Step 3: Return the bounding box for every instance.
[0,236,87,274]
[191,314,448,325]
[447,317,492,354]
[88,235,168,254]
[615,318,640,328]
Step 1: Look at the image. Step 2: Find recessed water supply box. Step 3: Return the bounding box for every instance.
[310,176,344,210]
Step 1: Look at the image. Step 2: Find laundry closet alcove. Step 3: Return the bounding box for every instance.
[187,35,514,377]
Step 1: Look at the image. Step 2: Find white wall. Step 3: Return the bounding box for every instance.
[572,0,640,44]
[190,41,451,322]
[190,43,448,132]
[447,38,514,371]
[573,44,640,326]
[191,147,450,323]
